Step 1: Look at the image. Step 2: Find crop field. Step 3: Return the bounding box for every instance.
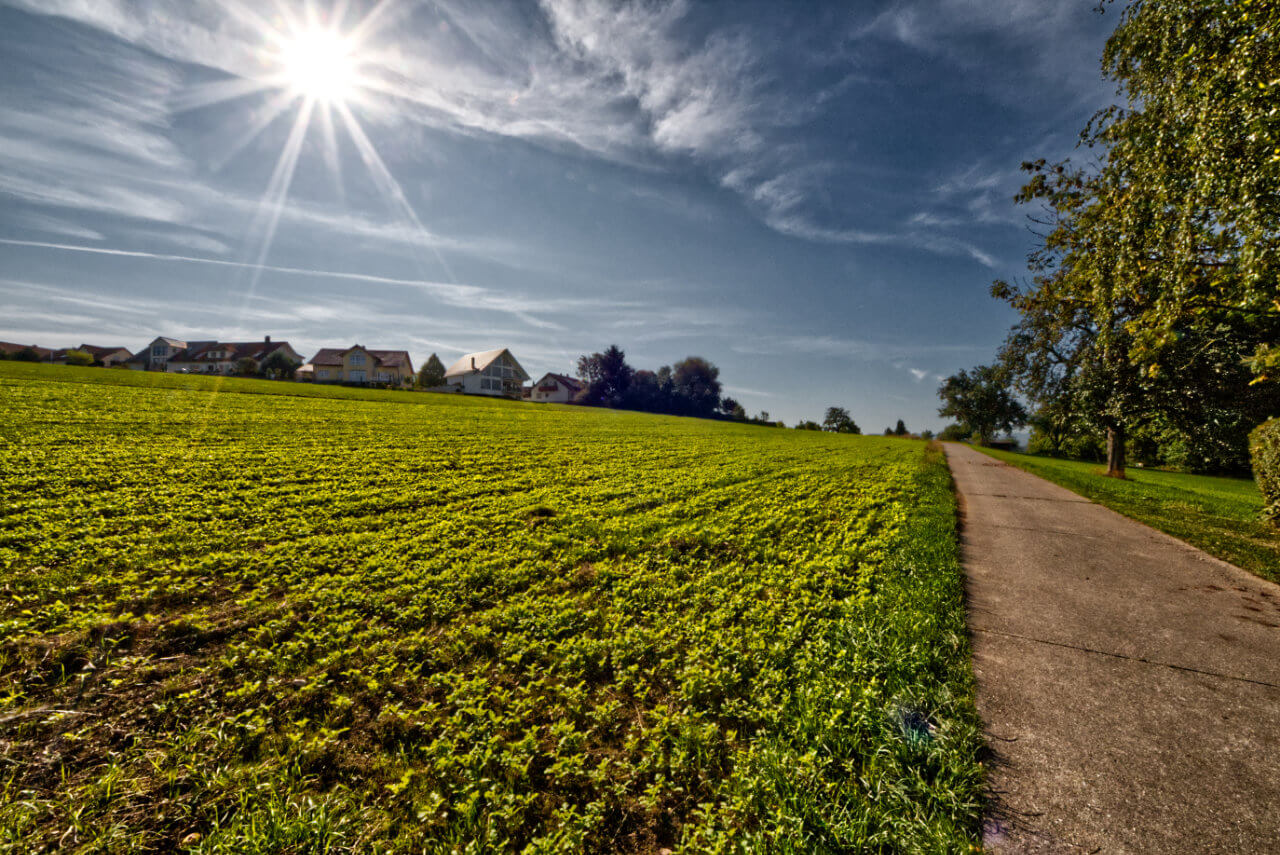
[0,364,982,853]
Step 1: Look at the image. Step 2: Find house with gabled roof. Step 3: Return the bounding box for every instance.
[529,372,583,404]
[444,348,530,397]
[167,337,302,375]
[50,345,133,366]
[76,344,133,367]
[0,341,53,361]
[126,336,188,371]
[306,345,414,386]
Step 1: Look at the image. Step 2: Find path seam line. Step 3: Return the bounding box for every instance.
[971,626,1280,690]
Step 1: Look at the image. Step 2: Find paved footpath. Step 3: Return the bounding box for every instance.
[945,443,1280,854]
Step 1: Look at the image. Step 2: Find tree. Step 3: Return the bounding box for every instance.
[418,353,446,387]
[259,350,298,380]
[624,369,663,412]
[1090,0,1280,381]
[893,419,908,436]
[938,423,970,442]
[576,345,632,407]
[822,407,859,434]
[920,429,935,441]
[63,349,93,366]
[7,346,43,363]
[718,396,744,420]
[235,356,259,377]
[996,157,1280,476]
[671,356,722,417]
[795,420,821,431]
[937,365,1027,447]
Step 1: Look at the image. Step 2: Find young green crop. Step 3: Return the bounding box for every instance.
[0,364,983,852]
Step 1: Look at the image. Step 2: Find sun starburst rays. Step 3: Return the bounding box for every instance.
[174,0,452,315]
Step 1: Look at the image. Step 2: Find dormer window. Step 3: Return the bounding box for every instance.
[349,352,366,366]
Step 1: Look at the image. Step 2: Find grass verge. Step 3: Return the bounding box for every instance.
[973,447,1280,585]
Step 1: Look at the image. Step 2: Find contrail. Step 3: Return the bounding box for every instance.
[0,237,458,291]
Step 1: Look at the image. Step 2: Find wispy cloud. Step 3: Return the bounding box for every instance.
[0,0,1007,265]
[0,237,642,330]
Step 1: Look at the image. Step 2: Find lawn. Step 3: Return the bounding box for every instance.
[973,446,1280,585]
[0,364,983,853]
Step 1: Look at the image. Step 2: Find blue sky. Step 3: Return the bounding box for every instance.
[0,0,1116,429]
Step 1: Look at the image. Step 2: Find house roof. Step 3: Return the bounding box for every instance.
[77,344,132,357]
[125,336,189,363]
[0,341,52,358]
[444,348,530,381]
[307,346,412,370]
[536,372,584,392]
[169,340,297,363]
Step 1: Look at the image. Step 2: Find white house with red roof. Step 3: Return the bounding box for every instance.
[529,372,583,403]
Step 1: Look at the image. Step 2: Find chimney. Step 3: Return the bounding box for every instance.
[471,356,476,369]
[264,335,271,344]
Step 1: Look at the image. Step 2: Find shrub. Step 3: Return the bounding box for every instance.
[63,349,94,366]
[1250,419,1280,526]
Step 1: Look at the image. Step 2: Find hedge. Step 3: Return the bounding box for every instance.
[1250,418,1280,526]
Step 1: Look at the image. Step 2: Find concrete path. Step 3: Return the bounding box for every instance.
[945,443,1280,854]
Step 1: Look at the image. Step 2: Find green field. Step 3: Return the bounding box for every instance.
[0,364,982,853]
[974,446,1280,585]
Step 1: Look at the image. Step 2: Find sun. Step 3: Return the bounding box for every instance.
[277,28,359,104]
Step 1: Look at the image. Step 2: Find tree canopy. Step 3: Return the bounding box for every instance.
[259,350,298,380]
[936,365,1027,446]
[577,345,633,408]
[991,0,1280,475]
[418,353,446,388]
[822,407,860,434]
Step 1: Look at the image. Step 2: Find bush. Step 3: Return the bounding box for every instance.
[1250,419,1280,526]
[63,349,94,367]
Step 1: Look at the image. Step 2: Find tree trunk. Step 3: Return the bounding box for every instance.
[1105,424,1126,479]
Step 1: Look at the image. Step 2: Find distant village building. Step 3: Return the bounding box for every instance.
[0,341,53,361]
[306,345,414,385]
[166,338,302,374]
[126,337,188,371]
[71,344,133,367]
[529,372,583,404]
[444,349,530,397]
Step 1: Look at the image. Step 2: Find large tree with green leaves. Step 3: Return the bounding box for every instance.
[822,407,859,434]
[576,345,633,408]
[993,0,1280,475]
[937,365,1027,447]
[1092,0,1280,379]
[418,353,446,388]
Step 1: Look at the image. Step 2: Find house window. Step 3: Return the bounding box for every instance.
[349,353,366,366]
[151,345,166,357]
[318,369,329,379]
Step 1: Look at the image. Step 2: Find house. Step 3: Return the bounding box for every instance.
[126,336,188,371]
[166,337,302,375]
[307,345,414,386]
[51,344,133,367]
[529,372,583,404]
[0,341,53,361]
[444,349,530,397]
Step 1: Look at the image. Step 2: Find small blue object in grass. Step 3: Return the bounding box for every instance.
[894,706,937,746]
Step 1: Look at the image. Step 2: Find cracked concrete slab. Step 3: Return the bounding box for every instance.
[945,443,1280,853]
